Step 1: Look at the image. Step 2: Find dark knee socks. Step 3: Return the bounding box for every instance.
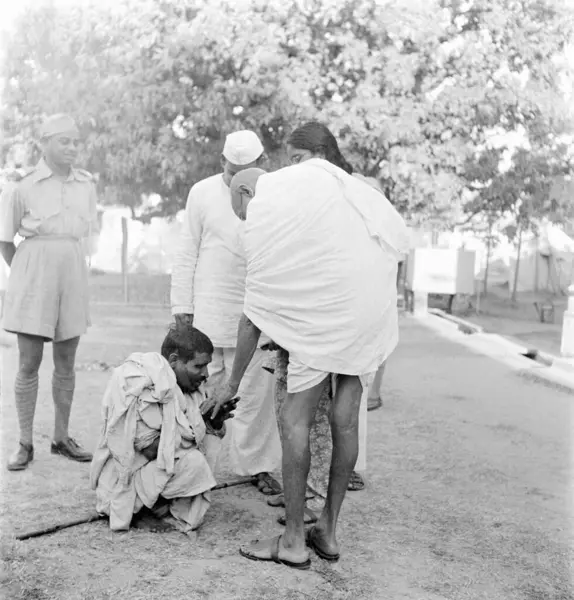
[52,372,75,442]
[15,373,39,445]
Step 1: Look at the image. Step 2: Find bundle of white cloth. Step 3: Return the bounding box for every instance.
[243,158,409,394]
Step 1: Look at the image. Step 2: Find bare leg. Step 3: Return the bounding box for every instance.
[14,334,44,444]
[280,380,325,553]
[367,362,385,411]
[241,378,325,564]
[52,336,80,442]
[314,375,363,556]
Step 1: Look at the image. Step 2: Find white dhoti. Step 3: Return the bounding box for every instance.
[207,347,281,476]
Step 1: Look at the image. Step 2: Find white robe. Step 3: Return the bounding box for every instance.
[243,158,409,390]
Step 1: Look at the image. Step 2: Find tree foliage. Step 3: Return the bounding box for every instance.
[1,0,573,224]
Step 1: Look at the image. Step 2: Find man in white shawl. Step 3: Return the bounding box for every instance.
[205,122,409,569]
[90,323,237,534]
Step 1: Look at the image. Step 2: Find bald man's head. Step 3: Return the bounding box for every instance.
[230,168,267,221]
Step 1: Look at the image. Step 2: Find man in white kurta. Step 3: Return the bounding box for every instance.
[170,131,281,494]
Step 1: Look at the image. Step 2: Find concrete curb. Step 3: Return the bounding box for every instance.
[428,308,566,367]
[417,311,574,393]
[428,308,484,335]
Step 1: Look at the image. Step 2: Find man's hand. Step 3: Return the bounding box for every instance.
[201,382,239,420]
[206,396,240,431]
[174,313,194,328]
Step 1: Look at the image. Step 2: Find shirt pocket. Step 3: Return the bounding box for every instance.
[24,184,62,223]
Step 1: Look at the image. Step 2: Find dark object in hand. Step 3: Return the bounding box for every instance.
[206,396,239,432]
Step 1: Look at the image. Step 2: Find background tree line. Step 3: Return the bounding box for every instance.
[1,0,573,235]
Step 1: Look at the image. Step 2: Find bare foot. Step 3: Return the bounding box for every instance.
[307,525,339,558]
[240,535,309,565]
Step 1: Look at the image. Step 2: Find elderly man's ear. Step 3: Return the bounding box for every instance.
[239,183,255,198]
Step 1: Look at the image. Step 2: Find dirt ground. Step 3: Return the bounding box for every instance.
[1,302,573,600]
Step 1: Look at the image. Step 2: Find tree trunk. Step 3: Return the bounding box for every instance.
[511,223,523,303]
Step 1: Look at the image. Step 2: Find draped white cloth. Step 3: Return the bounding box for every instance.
[90,352,219,532]
[243,158,409,391]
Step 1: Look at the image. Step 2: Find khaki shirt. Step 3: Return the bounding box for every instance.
[0,159,98,242]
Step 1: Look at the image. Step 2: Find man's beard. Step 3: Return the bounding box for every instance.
[178,377,205,395]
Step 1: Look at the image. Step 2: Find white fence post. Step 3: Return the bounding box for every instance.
[560,284,574,360]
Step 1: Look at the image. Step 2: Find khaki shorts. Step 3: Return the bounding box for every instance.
[3,236,90,342]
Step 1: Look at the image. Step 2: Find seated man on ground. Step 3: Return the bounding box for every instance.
[90,323,237,534]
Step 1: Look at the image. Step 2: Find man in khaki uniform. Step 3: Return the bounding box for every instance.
[0,114,97,471]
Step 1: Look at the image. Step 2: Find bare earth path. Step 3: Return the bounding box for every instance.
[1,307,572,600]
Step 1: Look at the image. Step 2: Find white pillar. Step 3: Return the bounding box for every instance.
[560,284,574,359]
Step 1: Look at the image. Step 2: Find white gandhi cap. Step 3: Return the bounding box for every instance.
[222,130,264,166]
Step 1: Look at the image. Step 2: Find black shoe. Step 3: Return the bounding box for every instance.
[7,442,34,471]
[51,438,93,462]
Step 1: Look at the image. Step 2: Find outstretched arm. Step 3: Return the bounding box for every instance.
[228,313,261,392]
[202,314,261,419]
